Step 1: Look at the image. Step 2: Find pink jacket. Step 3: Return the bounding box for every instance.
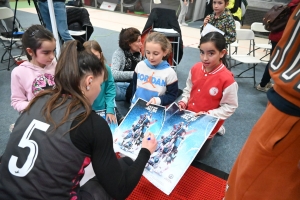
[11,60,56,112]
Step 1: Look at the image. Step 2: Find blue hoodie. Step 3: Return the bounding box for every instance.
[131,59,178,106]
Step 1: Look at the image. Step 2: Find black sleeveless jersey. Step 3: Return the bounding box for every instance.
[0,95,90,199]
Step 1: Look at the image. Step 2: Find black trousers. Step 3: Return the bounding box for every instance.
[259,41,278,87]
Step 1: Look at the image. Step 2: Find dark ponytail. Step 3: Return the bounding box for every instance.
[25,40,106,132]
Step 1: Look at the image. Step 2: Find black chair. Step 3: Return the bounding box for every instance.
[0,7,24,70]
[142,8,183,67]
[66,7,94,44]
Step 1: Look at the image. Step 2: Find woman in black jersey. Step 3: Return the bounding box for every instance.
[0,40,157,200]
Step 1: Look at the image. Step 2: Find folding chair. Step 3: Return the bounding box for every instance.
[228,20,241,55]
[250,22,272,62]
[66,7,94,44]
[0,7,24,70]
[226,20,241,66]
[229,29,262,87]
[141,8,183,70]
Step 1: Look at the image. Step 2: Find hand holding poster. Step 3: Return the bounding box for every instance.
[112,99,219,195]
[143,104,219,195]
[113,99,165,159]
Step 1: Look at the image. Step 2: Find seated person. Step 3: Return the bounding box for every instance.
[111,27,143,103]
[0,40,157,199]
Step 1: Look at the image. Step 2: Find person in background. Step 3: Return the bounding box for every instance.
[111,27,143,103]
[11,24,56,113]
[131,32,178,107]
[38,0,73,42]
[201,0,236,45]
[178,0,193,26]
[225,5,300,199]
[83,40,123,124]
[256,0,299,92]
[0,40,157,199]
[178,32,238,159]
[205,0,245,22]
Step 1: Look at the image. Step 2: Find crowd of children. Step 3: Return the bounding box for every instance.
[3,3,240,198]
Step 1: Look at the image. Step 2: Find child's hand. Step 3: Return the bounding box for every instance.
[178,102,185,111]
[106,113,117,124]
[195,111,208,116]
[178,101,186,111]
[146,98,156,106]
[203,15,210,26]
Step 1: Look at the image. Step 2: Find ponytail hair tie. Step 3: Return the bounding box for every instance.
[76,41,85,52]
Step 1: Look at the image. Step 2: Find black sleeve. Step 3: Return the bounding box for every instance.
[70,112,150,200]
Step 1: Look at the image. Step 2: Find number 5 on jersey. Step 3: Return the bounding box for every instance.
[8,119,50,177]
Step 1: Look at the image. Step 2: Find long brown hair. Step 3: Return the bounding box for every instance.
[24,40,106,131]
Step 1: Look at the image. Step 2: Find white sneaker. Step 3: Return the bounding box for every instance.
[217,125,225,136]
[9,123,14,133]
[181,22,188,26]
[256,82,273,92]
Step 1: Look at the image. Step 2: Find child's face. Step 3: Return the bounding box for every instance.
[213,0,227,16]
[28,39,56,68]
[200,41,226,71]
[145,41,167,66]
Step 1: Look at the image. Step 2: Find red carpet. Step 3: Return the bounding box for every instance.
[127,165,226,200]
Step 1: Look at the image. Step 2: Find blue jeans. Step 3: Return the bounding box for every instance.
[38,1,73,42]
[115,82,129,101]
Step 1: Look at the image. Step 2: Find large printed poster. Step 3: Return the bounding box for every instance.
[113,98,165,159]
[143,103,219,195]
[113,99,219,195]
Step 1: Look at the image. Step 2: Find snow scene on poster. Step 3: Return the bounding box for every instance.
[143,110,219,195]
[113,98,165,159]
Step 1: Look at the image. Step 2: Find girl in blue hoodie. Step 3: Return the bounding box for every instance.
[131,32,179,107]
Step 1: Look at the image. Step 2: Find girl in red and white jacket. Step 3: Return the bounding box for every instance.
[178,32,238,159]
